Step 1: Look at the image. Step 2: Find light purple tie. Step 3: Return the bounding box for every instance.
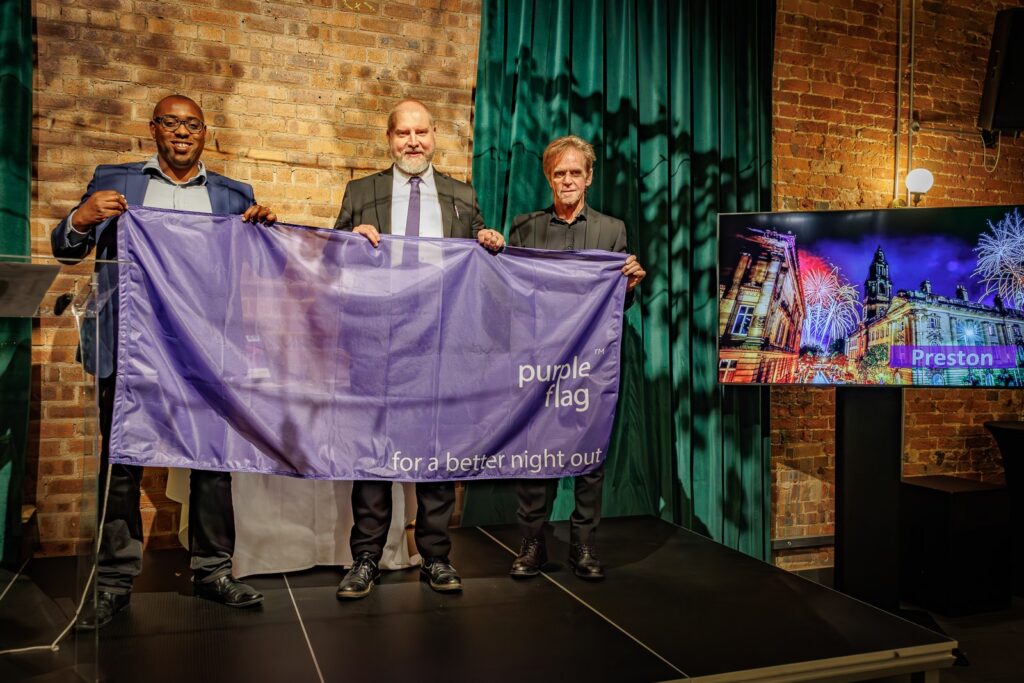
[406,176,421,237]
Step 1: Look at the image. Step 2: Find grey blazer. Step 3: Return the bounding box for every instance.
[509,206,628,254]
[333,166,485,239]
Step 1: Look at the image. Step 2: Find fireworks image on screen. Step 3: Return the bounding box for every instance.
[974,207,1024,308]
[799,255,861,350]
[718,206,1024,386]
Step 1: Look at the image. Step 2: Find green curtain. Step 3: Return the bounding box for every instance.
[465,0,774,559]
[0,0,33,566]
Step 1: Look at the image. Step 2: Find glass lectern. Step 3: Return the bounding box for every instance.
[0,253,120,682]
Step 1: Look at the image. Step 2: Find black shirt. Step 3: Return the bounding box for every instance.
[543,204,590,251]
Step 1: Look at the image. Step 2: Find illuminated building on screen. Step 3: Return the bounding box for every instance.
[718,228,806,383]
[845,250,1024,386]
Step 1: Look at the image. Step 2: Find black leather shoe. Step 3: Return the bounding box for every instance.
[193,575,264,607]
[509,537,547,578]
[76,590,130,630]
[336,554,380,600]
[420,557,463,593]
[569,543,605,580]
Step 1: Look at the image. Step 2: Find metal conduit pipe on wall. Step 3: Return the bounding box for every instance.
[907,0,917,206]
[893,0,903,204]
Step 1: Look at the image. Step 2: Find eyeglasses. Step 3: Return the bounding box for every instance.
[152,115,206,133]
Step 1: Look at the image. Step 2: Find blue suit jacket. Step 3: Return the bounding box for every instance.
[50,162,256,377]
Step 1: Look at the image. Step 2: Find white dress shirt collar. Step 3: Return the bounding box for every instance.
[391,163,444,238]
[393,162,435,187]
[142,154,209,186]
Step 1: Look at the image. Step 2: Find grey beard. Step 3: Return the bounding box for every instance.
[394,153,432,176]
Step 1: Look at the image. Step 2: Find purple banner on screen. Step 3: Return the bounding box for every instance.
[108,207,626,481]
[889,345,1018,368]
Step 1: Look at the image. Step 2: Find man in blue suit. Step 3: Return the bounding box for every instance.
[51,95,276,629]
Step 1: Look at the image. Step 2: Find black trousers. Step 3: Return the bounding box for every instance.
[516,463,605,546]
[349,480,454,561]
[97,376,235,593]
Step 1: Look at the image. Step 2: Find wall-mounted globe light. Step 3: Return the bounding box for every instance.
[905,168,934,207]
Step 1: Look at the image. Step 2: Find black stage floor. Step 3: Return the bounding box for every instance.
[1,516,955,682]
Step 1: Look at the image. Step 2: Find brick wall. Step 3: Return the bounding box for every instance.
[772,0,1024,570]
[28,0,482,555]
[903,389,1024,479]
[28,0,1024,561]
[771,386,835,571]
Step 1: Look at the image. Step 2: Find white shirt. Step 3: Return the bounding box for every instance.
[139,155,213,213]
[390,164,444,238]
[68,156,212,244]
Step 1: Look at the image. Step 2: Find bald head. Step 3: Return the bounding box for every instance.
[386,99,436,175]
[149,94,206,182]
[387,99,433,135]
[152,95,203,120]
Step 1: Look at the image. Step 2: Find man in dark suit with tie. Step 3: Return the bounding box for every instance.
[51,95,275,629]
[507,135,645,581]
[334,98,504,599]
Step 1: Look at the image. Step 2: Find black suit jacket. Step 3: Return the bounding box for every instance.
[509,205,628,253]
[333,166,485,239]
[510,205,635,307]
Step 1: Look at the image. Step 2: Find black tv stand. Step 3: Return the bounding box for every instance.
[834,386,903,610]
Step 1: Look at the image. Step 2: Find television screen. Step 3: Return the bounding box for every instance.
[717,205,1024,387]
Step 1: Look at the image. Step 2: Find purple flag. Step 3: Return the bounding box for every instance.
[108,207,627,481]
